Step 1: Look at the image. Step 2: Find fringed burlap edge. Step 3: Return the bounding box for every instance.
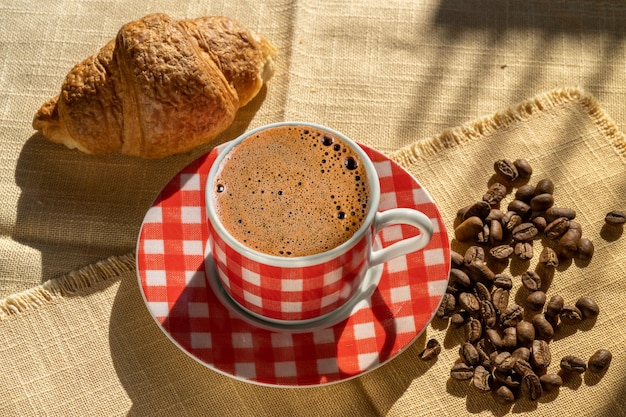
[0,253,136,321]
[390,87,626,164]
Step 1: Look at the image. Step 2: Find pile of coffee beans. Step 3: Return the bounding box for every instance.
[436,158,613,405]
[454,158,595,262]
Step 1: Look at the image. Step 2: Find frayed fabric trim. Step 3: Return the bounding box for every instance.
[390,87,626,165]
[0,253,135,321]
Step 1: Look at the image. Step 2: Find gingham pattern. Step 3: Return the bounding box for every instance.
[137,143,450,387]
[209,221,371,320]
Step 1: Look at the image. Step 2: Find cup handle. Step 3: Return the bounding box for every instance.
[369,208,434,266]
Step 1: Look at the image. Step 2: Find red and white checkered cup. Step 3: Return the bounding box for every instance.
[205,122,433,324]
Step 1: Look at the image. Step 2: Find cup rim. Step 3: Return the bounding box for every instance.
[205,121,381,267]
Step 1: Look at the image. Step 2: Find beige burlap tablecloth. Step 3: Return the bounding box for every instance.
[2,88,625,416]
[2,0,626,416]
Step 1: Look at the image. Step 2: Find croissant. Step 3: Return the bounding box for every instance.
[33,13,277,158]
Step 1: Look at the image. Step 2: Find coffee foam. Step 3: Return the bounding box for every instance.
[212,125,370,257]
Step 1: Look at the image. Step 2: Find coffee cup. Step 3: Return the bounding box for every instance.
[205,122,433,323]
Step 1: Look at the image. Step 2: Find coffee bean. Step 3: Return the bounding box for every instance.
[575,297,599,319]
[490,244,514,260]
[450,363,474,380]
[545,294,564,317]
[535,178,555,195]
[492,287,510,313]
[516,321,535,346]
[459,292,481,315]
[588,349,612,373]
[513,159,533,179]
[521,270,541,292]
[531,313,554,341]
[464,246,485,265]
[486,209,505,222]
[539,247,559,268]
[455,216,483,242]
[605,210,626,226]
[530,193,555,211]
[540,373,563,391]
[560,304,583,323]
[492,385,515,405]
[560,355,587,374]
[450,250,464,268]
[531,339,551,369]
[464,201,492,221]
[501,303,524,327]
[493,274,513,290]
[460,342,480,366]
[466,318,482,343]
[504,212,523,231]
[474,282,492,302]
[483,182,508,207]
[476,338,497,367]
[473,365,494,392]
[419,338,442,360]
[545,207,576,222]
[544,217,570,239]
[485,328,503,349]
[514,242,534,260]
[531,215,547,232]
[508,199,532,218]
[512,222,539,241]
[466,260,495,283]
[515,184,536,202]
[450,310,470,327]
[522,373,543,401]
[449,268,471,288]
[526,291,546,311]
[489,219,504,244]
[481,301,498,330]
[436,293,456,318]
[494,159,519,182]
[576,238,594,261]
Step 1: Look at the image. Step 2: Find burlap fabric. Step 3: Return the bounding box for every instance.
[2,1,626,416]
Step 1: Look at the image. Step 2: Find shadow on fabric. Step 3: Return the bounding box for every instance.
[107,272,434,417]
[397,0,626,148]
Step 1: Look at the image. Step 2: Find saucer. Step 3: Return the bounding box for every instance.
[136,141,451,387]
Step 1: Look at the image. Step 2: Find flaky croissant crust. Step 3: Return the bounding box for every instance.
[33,13,277,158]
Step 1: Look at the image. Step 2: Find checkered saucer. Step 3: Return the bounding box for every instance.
[136,141,451,387]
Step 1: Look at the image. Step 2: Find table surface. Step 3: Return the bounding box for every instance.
[2,1,626,416]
